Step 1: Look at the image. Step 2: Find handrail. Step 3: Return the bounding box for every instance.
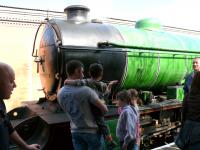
[97,41,200,55]
[59,44,200,56]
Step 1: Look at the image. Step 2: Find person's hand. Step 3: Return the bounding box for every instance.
[109,80,118,85]
[26,144,40,150]
[107,80,118,91]
[122,143,128,150]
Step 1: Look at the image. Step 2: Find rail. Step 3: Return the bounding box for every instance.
[59,44,200,57]
[98,41,200,56]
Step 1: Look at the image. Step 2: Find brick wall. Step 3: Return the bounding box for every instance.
[0,24,44,111]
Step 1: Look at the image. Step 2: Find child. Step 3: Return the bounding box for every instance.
[128,89,141,149]
[65,63,117,102]
[116,90,139,150]
[64,63,118,149]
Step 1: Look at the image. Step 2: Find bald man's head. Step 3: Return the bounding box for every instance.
[0,62,16,100]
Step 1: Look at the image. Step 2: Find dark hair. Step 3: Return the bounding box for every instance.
[66,60,84,76]
[116,90,131,104]
[89,63,103,79]
[190,71,200,94]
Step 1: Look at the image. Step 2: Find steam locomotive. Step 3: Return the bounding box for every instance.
[9,5,200,150]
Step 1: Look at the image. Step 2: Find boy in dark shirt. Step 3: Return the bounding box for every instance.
[64,63,118,149]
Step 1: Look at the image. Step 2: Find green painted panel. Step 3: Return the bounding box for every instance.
[112,24,198,89]
[124,52,159,89]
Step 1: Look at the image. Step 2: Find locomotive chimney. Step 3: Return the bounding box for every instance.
[64,5,90,23]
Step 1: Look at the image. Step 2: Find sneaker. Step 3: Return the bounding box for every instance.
[107,140,117,150]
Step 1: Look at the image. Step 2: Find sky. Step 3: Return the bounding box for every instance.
[1,0,200,30]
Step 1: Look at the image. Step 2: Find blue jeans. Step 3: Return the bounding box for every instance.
[71,132,104,150]
[175,120,200,150]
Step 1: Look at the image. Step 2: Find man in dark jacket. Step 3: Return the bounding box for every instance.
[176,71,200,149]
[0,62,40,150]
[183,57,200,95]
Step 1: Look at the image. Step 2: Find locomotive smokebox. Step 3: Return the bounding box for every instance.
[33,5,126,101]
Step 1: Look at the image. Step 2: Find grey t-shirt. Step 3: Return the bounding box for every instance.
[57,85,99,133]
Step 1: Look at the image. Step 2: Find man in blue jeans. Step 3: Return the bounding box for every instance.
[57,60,108,150]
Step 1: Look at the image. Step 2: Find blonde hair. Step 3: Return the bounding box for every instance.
[129,89,138,98]
[128,89,143,106]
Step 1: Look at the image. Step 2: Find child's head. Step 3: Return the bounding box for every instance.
[116,90,131,107]
[128,89,143,106]
[89,63,103,80]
